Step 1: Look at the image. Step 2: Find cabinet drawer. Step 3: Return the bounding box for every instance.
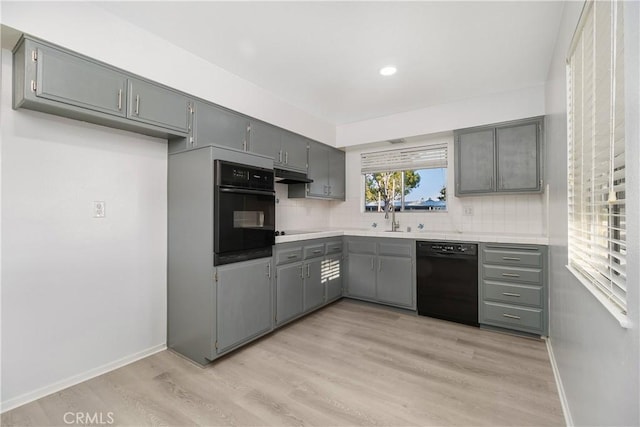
[482,302,543,332]
[483,265,542,285]
[483,281,543,307]
[304,244,325,259]
[276,248,303,265]
[483,247,542,268]
[347,240,376,255]
[325,240,343,255]
[378,242,412,257]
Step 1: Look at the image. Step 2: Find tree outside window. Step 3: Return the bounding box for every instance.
[364,168,447,212]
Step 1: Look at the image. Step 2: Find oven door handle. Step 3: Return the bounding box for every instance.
[217,187,275,197]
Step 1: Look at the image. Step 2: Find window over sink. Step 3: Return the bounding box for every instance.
[361,144,447,212]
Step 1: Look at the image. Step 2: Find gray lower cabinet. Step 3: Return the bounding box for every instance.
[376,255,413,307]
[345,237,415,309]
[303,258,324,311]
[13,36,190,138]
[479,243,547,335]
[216,258,273,354]
[455,117,543,196]
[193,101,250,151]
[325,253,343,302]
[275,262,304,326]
[274,238,344,326]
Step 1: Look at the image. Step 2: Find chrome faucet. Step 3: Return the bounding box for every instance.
[385,202,400,232]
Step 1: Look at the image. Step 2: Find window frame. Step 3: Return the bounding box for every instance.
[566,0,629,325]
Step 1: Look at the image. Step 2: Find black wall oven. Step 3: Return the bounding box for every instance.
[214,160,275,266]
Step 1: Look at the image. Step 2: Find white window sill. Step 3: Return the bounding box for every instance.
[565,265,632,329]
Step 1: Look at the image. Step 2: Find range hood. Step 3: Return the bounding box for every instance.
[274,168,313,184]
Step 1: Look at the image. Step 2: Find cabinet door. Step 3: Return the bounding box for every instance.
[456,129,495,194]
[35,45,127,117]
[276,263,304,325]
[303,259,324,312]
[280,132,308,172]
[216,259,272,354]
[324,255,343,302]
[328,148,346,200]
[376,256,413,308]
[250,120,282,162]
[346,253,376,299]
[306,141,331,197]
[127,78,190,133]
[496,122,540,192]
[193,101,250,151]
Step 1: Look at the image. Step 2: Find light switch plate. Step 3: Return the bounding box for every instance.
[93,201,105,218]
[463,206,474,216]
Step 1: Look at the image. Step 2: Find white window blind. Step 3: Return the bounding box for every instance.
[567,0,626,313]
[361,144,447,173]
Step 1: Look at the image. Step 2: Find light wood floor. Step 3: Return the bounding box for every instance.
[2,299,564,426]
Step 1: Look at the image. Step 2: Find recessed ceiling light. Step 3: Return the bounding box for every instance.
[379,66,397,76]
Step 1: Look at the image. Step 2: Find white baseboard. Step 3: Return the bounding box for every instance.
[546,337,574,427]
[1,343,166,414]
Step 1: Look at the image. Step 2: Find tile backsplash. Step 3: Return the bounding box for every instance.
[276,132,547,237]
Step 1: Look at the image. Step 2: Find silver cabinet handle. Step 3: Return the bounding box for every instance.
[117,89,122,110]
[328,185,332,195]
[312,249,322,254]
[306,264,310,278]
[135,95,140,115]
[267,263,271,279]
[502,257,521,261]
[502,292,521,297]
[278,150,283,163]
[299,265,304,279]
[502,273,520,278]
[287,254,298,259]
[503,313,521,320]
[370,258,374,270]
[285,151,288,164]
[378,260,382,272]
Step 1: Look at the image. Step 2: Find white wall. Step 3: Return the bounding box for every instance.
[336,84,545,147]
[330,134,546,237]
[0,50,167,411]
[545,2,640,425]
[275,184,333,232]
[0,1,335,146]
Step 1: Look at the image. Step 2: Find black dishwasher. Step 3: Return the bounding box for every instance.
[416,241,478,327]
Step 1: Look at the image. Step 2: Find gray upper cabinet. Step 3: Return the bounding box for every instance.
[289,141,345,200]
[193,101,250,151]
[455,117,543,196]
[250,120,282,160]
[456,129,495,194]
[306,141,331,197]
[127,78,191,134]
[250,120,307,172]
[33,44,127,117]
[328,148,346,200]
[496,123,540,191]
[13,36,189,139]
[280,131,308,172]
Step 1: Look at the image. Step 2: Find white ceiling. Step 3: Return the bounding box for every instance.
[95,1,564,126]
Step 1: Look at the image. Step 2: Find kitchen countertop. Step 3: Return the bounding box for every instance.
[275,228,549,245]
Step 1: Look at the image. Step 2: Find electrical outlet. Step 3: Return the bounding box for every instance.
[463,206,474,216]
[93,201,106,218]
